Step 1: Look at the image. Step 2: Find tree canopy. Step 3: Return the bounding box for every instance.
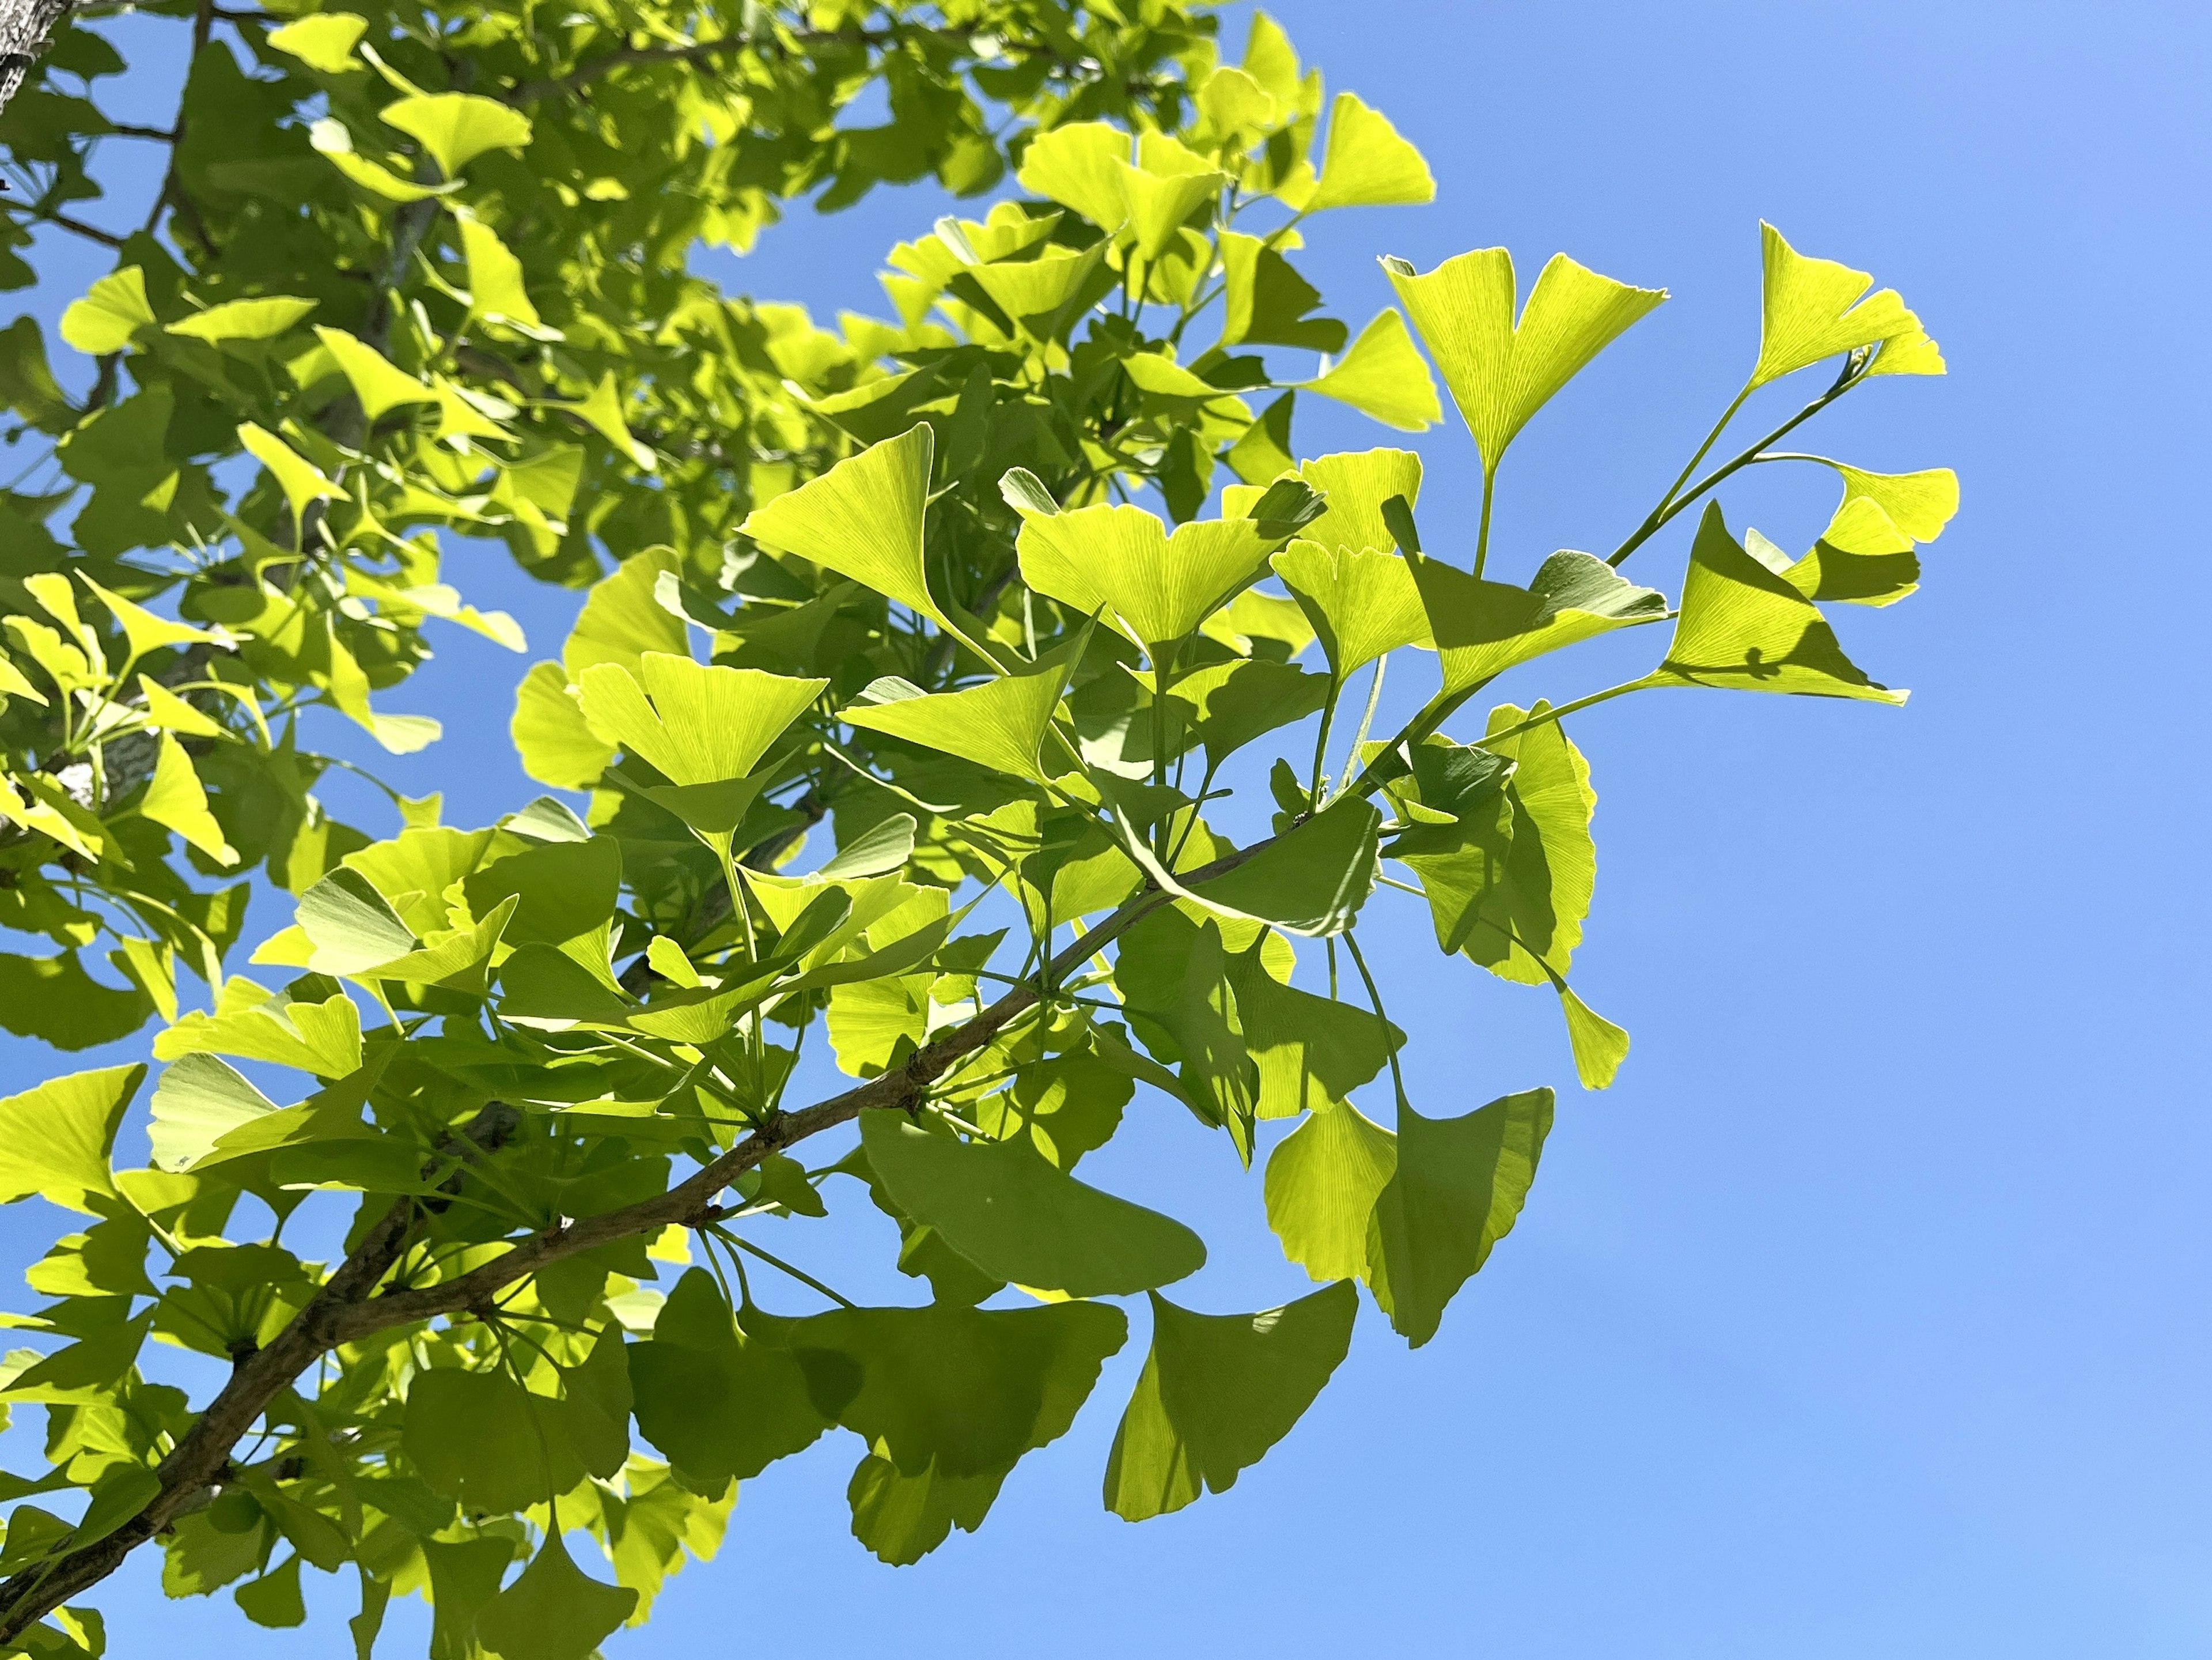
[0,2,1953,1653]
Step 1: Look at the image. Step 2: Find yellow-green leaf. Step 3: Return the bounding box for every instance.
[1752,222,1941,388]
[378,92,532,179]
[59,267,154,355]
[457,215,547,335]
[1265,1099,1397,1284]
[139,733,239,866]
[512,661,614,791]
[166,296,317,343]
[311,326,433,420]
[1385,248,1665,471]
[267,13,366,74]
[1300,309,1440,431]
[1306,92,1433,211]
[0,1065,143,1213]
[1647,504,1907,704]
[577,652,825,786]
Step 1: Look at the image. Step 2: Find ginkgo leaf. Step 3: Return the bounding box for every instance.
[1007,487,1277,657]
[515,664,615,792]
[960,242,1111,341]
[791,1300,1127,1479]
[740,425,961,639]
[577,652,825,786]
[631,1271,834,1483]
[1196,65,1276,141]
[1808,458,1961,543]
[861,1113,1205,1298]
[1385,247,1665,471]
[1413,549,1668,695]
[1015,121,1130,232]
[840,644,1078,785]
[166,297,317,343]
[0,1064,142,1213]
[237,422,339,535]
[1226,947,1400,1120]
[311,327,432,421]
[1217,231,1343,352]
[1646,504,1906,704]
[1557,984,1628,1088]
[266,13,366,74]
[1306,92,1434,211]
[296,868,418,975]
[1296,447,1425,557]
[562,547,685,679]
[1300,309,1441,431]
[148,1054,281,1173]
[475,1533,637,1660]
[552,370,652,469]
[457,215,547,335]
[1175,797,1382,939]
[378,92,532,178]
[1368,1087,1552,1347]
[1102,1281,1357,1521]
[58,267,153,355]
[1265,1099,1398,1283]
[154,980,363,1077]
[1271,540,1429,680]
[139,734,240,867]
[77,573,228,660]
[1752,222,1941,388]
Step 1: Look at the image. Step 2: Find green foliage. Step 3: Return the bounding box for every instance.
[0,1,1952,1648]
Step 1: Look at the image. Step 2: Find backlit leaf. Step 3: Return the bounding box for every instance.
[1265,1099,1397,1283]
[0,1064,142,1213]
[1103,1281,1356,1521]
[1385,248,1665,470]
[1647,504,1907,704]
[1307,92,1433,211]
[1752,222,1941,388]
[577,652,825,786]
[1300,309,1441,431]
[59,267,153,354]
[475,1532,637,1660]
[861,1113,1205,1298]
[1368,1087,1552,1347]
[139,735,240,867]
[378,92,532,178]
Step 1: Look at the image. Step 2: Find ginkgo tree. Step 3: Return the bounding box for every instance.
[0,2,1955,1654]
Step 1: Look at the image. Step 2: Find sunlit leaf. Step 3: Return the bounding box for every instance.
[577,652,825,786]
[0,1064,141,1213]
[378,92,532,178]
[1300,309,1441,431]
[1103,1281,1356,1521]
[1306,92,1433,211]
[1265,1099,1397,1283]
[1385,247,1665,470]
[1368,1087,1552,1347]
[1752,222,1941,388]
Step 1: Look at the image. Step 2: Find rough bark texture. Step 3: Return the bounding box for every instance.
[0,0,74,118]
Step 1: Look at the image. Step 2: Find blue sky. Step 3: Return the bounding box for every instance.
[5,1,2210,1655]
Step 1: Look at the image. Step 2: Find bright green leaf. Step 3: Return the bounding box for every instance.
[58,267,153,355]
[475,1531,637,1660]
[1384,247,1665,471]
[1752,221,1941,388]
[1300,309,1441,431]
[139,734,240,867]
[266,14,366,74]
[1413,548,1667,695]
[1647,504,1907,704]
[0,1064,141,1213]
[1265,1099,1397,1283]
[312,327,433,421]
[166,297,317,343]
[378,92,532,178]
[577,652,825,786]
[1307,92,1433,211]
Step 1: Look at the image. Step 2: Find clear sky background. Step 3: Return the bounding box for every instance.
[3,2,2209,1655]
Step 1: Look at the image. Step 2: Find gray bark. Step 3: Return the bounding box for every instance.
[0,0,76,119]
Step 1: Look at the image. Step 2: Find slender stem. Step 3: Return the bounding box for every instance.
[1476,679,1650,748]
[1341,931,1410,1110]
[1608,360,1865,568]
[1334,655,1388,804]
[718,1232,856,1310]
[1474,467,1497,579]
[1306,676,1342,803]
[1661,385,1750,511]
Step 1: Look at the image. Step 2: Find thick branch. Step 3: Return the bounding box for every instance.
[0,0,75,119]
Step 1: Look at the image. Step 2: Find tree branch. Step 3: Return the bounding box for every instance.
[0,0,76,120]
[0,832,1262,1641]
